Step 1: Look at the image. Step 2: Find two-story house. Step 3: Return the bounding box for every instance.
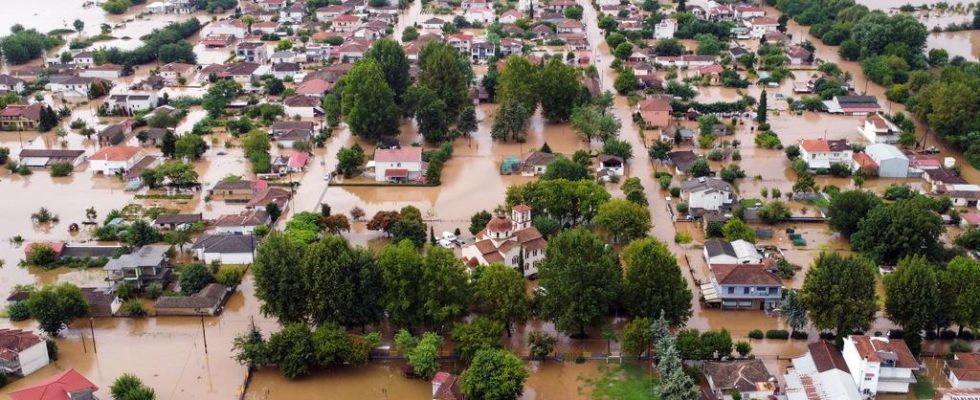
[0,103,42,130]
[236,42,269,63]
[8,369,98,400]
[799,138,853,171]
[784,341,863,400]
[0,74,26,92]
[373,147,425,182]
[0,329,50,377]
[860,113,901,144]
[634,97,672,129]
[89,146,144,175]
[105,92,159,115]
[842,335,919,396]
[705,263,782,310]
[103,244,173,290]
[159,62,195,85]
[680,177,737,216]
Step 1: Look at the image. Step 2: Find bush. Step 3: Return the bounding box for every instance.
[818,332,836,340]
[950,340,973,353]
[790,331,809,340]
[674,231,693,244]
[144,283,163,299]
[670,187,681,197]
[959,330,975,341]
[677,202,689,214]
[7,302,30,321]
[748,329,764,339]
[765,329,790,340]
[116,282,136,300]
[940,330,958,340]
[735,341,751,357]
[123,300,147,317]
[216,266,244,287]
[46,339,58,361]
[49,162,73,177]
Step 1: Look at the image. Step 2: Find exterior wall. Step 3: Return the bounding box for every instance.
[284,106,315,118]
[861,122,899,144]
[843,340,881,396]
[90,159,134,175]
[801,148,854,170]
[374,161,423,182]
[199,251,254,265]
[877,158,909,178]
[714,283,781,309]
[79,69,121,79]
[17,340,50,376]
[215,225,259,235]
[688,190,730,211]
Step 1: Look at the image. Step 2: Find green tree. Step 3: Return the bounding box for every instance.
[537,58,581,122]
[781,289,807,333]
[420,245,470,328]
[622,239,692,325]
[179,263,214,295]
[451,317,504,362]
[404,85,449,142]
[458,106,478,135]
[27,283,90,336]
[472,263,528,336]
[460,349,529,400]
[884,255,937,333]
[201,79,241,118]
[594,199,651,243]
[756,89,768,123]
[800,252,878,335]
[160,130,177,158]
[722,218,756,243]
[121,219,161,247]
[408,332,443,379]
[939,257,980,333]
[469,210,492,234]
[538,228,622,336]
[850,197,945,264]
[614,68,636,95]
[303,236,384,328]
[364,38,411,103]
[621,317,655,357]
[827,190,881,237]
[614,42,633,60]
[342,59,400,141]
[542,155,590,181]
[687,158,710,177]
[528,331,556,360]
[570,105,621,143]
[336,144,365,178]
[491,100,530,142]
[232,320,269,369]
[253,232,308,323]
[264,323,316,378]
[174,133,207,160]
[418,42,469,120]
[73,19,85,33]
[497,55,538,115]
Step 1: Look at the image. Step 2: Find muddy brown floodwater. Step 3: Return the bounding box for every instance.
[0,0,974,398]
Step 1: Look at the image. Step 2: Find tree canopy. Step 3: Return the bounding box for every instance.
[622,239,692,326]
[799,252,878,334]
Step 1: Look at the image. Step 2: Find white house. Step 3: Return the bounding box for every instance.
[860,113,901,144]
[0,74,25,92]
[207,19,248,38]
[283,95,322,118]
[746,16,779,38]
[464,7,494,24]
[105,92,159,115]
[945,352,980,390]
[191,233,256,264]
[79,64,124,79]
[236,42,270,63]
[597,155,624,182]
[705,263,782,310]
[784,341,863,400]
[460,205,547,278]
[0,329,49,377]
[420,17,446,30]
[372,147,424,182]
[89,146,144,175]
[159,63,195,85]
[799,139,853,171]
[498,9,523,24]
[704,239,762,266]
[214,210,270,235]
[47,76,97,98]
[865,143,909,178]
[843,335,919,396]
[654,19,677,39]
[680,177,737,214]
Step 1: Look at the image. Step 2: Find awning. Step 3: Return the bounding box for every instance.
[701,283,721,303]
[385,168,409,178]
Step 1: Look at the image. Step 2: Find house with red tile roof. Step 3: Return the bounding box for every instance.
[946,352,980,389]
[0,329,49,377]
[8,369,97,400]
[461,206,547,278]
[703,263,782,310]
[634,97,673,129]
[799,139,852,171]
[372,147,424,182]
[860,113,901,144]
[0,103,42,130]
[842,335,919,395]
[784,341,862,400]
[89,146,144,175]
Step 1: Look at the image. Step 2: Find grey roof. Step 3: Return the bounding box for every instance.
[155,283,230,310]
[192,234,256,254]
[103,245,169,271]
[704,239,736,258]
[154,213,203,225]
[703,360,774,393]
[522,151,556,166]
[680,177,734,194]
[18,149,85,158]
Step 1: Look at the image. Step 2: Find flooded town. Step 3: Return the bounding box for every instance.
[0,0,978,399]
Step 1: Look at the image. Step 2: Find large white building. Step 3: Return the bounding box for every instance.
[461,205,547,278]
[842,335,919,396]
[680,177,737,215]
[865,143,909,178]
[89,146,144,175]
[654,19,676,39]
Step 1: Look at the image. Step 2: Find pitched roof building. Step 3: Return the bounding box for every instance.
[461,206,547,278]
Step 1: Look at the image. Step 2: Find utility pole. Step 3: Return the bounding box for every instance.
[200,314,208,354]
[89,318,97,353]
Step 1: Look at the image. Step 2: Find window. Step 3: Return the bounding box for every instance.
[727,287,734,294]
[742,287,750,294]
